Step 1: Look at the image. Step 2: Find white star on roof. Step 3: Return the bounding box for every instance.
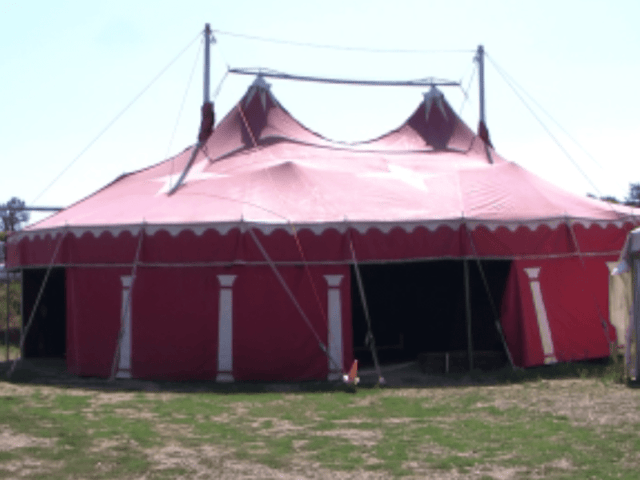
[361,164,432,191]
[152,160,225,196]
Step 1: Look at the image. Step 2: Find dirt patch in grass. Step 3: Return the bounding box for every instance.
[485,379,640,427]
[258,418,306,437]
[147,443,396,480]
[315,428,382,447]
[0,457,64,478]
[89,391,137,407]
[89,438,123,453]
[0,426,54,451]
[153,422,196,439]
[0,363,639,479]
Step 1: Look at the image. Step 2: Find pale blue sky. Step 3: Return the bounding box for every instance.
[2,1,639,223]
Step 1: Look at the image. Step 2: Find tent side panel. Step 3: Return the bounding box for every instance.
[131,268,220,381]
[233,265,351,381]
[572,223,634,254]
[10,233,66,267]
[474,224,573,256]
[348,226,463,261]
[67,231,141,264]
[143,229,243,264]
[66,267,129,377]
[514,256,617,367]
[499,263,526,367]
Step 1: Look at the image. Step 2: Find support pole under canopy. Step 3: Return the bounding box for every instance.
[464,259,474,371]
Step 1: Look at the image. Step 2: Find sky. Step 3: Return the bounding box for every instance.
[1,1,639,225]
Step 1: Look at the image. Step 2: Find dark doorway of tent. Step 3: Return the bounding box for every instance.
[22,268,66,359]
[351,260,511,373]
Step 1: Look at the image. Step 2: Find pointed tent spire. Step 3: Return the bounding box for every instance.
[243,74,277,111]
[423,86,448,122]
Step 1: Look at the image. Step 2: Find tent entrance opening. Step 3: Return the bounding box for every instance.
[351,260,511,369]
[22,268,66,359]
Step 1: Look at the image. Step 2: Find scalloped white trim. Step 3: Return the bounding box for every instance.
[8,216,637,244]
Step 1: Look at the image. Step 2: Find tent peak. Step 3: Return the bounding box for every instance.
[243,75,278,111]
[423,86,448,122]
[251,74,271,90]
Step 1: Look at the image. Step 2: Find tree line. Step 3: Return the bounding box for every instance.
[588,183,640,207]
[0,197,30,240]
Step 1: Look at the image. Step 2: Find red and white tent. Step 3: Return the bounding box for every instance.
[7,79,638,380]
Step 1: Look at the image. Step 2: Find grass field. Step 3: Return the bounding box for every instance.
[0,360,638,479]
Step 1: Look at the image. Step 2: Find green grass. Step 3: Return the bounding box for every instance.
[0,368,638,478]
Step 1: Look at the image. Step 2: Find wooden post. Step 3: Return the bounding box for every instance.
[629,256,640,381]
[5,272,9,362]
[464,259,474,371]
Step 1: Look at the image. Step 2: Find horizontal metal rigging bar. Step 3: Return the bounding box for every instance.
[5,206,63,212]
[229,68,460,87]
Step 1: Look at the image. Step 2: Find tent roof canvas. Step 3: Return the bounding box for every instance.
[16,80,637,241]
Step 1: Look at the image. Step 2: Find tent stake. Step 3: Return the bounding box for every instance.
[463,259,474,372]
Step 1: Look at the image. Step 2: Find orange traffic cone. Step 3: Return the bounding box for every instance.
[343,360,359,385]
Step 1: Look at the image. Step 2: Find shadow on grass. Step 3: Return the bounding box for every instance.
[0,354,633,395]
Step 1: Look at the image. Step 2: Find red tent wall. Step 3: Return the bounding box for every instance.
[131,268,220,380]
[233,265,352,381]
[65,263,351,381]
[501,255,617,367]
[66,267,130,377]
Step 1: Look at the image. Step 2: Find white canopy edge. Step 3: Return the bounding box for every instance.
[8,216,638,244]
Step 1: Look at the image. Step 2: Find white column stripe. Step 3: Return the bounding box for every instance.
[524,267,557,364]
[117,275,133,378]
[324,275,344,381]
[217,274,237,382]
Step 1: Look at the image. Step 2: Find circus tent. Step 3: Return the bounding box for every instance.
[6,77,637,381]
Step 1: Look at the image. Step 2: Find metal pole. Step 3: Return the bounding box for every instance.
[349,243,385,385]
[204,23,211,104]
[228,68,461,87]
[634,257,640,380]
[168,23,211,196]
[19,269,23,360]
[463,259,474,371]
[476,45,486,125]
[5,272,9,362]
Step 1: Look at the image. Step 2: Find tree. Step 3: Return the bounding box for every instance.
[625,183,640,207]
[586,193,619,204]
[0,197,30,232]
